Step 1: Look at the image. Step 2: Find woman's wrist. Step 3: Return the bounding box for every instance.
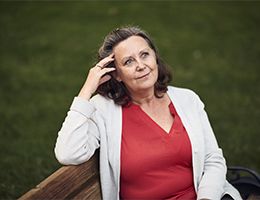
[78,86,93,101]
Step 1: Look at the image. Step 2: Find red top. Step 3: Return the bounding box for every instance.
[120,102,196,200]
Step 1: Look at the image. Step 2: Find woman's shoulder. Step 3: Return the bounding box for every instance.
[167,85,204,110]
[90,94,119,113]
[167,85,199,99]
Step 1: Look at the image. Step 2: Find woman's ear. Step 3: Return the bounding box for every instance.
[113,61,122,82]
[108,68,121,82]
[115,72,122,82]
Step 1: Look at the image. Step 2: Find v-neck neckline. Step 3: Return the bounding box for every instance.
[131,102,175,135]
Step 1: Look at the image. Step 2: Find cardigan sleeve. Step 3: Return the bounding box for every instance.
[54,96,101,165]
[195,94,227,200]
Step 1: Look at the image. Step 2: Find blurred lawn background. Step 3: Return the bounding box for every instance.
[0,1,259,199]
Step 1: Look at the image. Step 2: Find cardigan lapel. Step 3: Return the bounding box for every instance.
[108,103,122,194]
[167,87,199,191]
[167,87,198,152]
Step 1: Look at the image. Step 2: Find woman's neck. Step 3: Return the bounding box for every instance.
[130,89,165,107]
[131,93,156,106]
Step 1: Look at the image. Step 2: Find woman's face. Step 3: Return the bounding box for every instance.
[113,36,158,95]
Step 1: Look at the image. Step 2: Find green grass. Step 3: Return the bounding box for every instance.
[0,1,260,199]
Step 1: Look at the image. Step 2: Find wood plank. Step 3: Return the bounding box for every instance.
[19,151,101,200]
[72,180,101,200]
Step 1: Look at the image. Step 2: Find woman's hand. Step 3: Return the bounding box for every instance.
[78,53,116,100]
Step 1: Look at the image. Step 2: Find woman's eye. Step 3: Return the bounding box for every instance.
[124,59,132,65]
[141,52,149,58]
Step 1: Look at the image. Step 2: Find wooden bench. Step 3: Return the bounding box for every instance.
[19,151,260,200]
[19,152,101,200]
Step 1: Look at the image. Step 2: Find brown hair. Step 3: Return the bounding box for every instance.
[96,26,172,106]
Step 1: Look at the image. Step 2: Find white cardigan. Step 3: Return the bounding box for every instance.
[55,86,242,200]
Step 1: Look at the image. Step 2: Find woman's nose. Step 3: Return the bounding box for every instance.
[136,61,146,71]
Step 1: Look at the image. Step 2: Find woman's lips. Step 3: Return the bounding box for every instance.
[136,72,150,79]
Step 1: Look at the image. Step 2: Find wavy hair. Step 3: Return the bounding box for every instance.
[96,26,172,106]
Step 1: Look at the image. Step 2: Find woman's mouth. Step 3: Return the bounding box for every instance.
[136,72,150,79]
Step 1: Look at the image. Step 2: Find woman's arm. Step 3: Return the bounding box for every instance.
[55,54,115,165]
[54,97,101,165]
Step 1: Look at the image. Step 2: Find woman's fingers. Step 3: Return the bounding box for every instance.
[97,67,116,77]
[78,54,116,100]
[96,53,114,68]
[99,74,112,85]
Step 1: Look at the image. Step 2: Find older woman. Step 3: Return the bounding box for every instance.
[54,26,241,200]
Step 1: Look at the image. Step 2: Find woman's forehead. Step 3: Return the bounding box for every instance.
[113,36,151,57]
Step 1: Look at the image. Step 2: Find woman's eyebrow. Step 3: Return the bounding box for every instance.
[120,48,150,64]
[121,56,132,63]
[139,48,150,55]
